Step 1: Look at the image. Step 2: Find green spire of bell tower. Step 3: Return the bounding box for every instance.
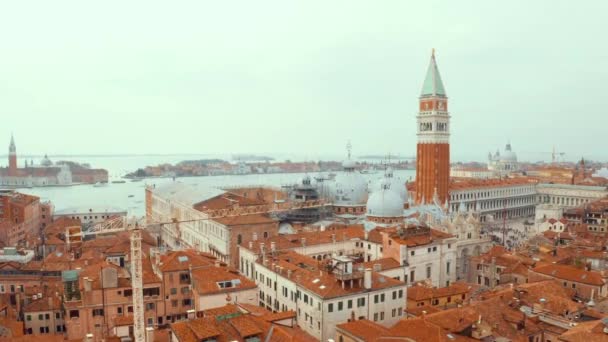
[420,49,446,97]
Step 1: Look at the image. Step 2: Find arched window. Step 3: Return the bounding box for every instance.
[263,232,268,238]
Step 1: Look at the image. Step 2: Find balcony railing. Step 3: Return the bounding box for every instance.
[333,269,364,281]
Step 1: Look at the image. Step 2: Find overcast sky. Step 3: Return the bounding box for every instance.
[1,1,606,162]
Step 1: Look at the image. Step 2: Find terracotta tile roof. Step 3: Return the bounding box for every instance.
[190,266,256,295]
[159,250,216,272]
[23,296,61,312]
[257,250,405,299]
[367,228,384,244]
[213,213,277,226]
[407,282,472,301]
[532,264,605,286]
[44,217,81,237]
[0,334,67,342]
[171,305,315,342]
[203,304,241,317]
[336,319,391,341]
[228,315,263,337]
[514,280,583,314]
[388,226,454,247]
[194,192,265,211]
[358,257,401,271]
[259,310,296,322]
[559,320,608,341]
[405,305,442,316]
[389,317,476,341]
[244,225,365,252]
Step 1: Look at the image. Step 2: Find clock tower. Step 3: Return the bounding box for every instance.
[415,50,450,205]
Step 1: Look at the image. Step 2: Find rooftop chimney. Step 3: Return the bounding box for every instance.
[146,327,155,342]
[271,241,276,253]
[364,268,372,290]
[83,277,92,292]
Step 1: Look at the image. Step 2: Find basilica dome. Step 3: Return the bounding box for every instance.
[330,160,368,206]
[499,143,517,162]
[373,167,408,203]
[366,179,403,218]
[40,154,53,167]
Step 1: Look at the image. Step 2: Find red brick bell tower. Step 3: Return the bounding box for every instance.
[8,134,17,176]
[415,50,450,205]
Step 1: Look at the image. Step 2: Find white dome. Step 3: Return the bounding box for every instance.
[372,171,408,202]
[366,183,403,218]
[342,159,357,169]
[500,151,517,162]
[40,154,53,167]
[330,169,368,206]
[500,143,517,162]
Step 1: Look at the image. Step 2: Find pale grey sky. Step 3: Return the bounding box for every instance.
[1,1,606,162]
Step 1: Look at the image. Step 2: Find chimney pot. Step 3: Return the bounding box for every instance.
[364,268,372,290]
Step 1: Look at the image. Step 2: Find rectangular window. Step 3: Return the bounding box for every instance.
[328,303,334,312]
[373,313,378,321]
[26,315,31,321]
[447,262,451,275]
[374,294,379,304]
[392,291,396,300]
[381,294,385,302]
[426,266,431,279]
[92,309,104,317]
[338,301,343,311]
[357,297,365,307]
[398,289,403,298]
[410,270,415,282]
[170,288,177,295]
[347,300,353,309]
[380,312,384,320]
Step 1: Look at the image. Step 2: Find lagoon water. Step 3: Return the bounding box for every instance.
[13,155,416,217]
